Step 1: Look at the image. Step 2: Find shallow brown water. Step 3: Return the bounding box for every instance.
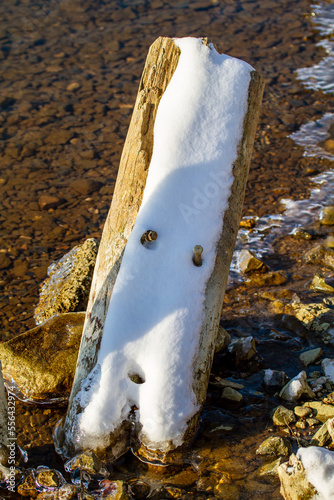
[1,0,334,498]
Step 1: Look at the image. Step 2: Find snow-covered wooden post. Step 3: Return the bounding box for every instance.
[56,37,264,463]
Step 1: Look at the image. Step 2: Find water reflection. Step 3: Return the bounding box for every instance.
[297,1,334,93]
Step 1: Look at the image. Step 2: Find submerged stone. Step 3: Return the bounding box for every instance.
[291,227,316,240]
[0,313,85,401]
[257,457,283,479]
[239,217,257,229]
[324,235,334,249]
[34,239,98,325]
[319,206,334,226]
[256,436,291,457]
[245,270,288,287]
[304,244,334,271]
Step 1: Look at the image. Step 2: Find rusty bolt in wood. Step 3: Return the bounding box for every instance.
[193,245,203,267]
[140,230,158,245]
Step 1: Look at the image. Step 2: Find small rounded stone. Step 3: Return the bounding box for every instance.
[294,406,313,419]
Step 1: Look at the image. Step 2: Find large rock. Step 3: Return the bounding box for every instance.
[34,239,98,325]
[278,453,317,500]
[0,313,85,401]
[279,371,315,402]
[279,447,334,500]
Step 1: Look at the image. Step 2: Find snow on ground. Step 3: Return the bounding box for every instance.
[298,447,334,500]
[75,37,253,452]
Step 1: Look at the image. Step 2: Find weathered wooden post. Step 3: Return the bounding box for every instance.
[56,36,264,463]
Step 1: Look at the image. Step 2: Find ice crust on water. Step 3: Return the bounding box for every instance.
[298,447,334,500]
[76,38,253,451]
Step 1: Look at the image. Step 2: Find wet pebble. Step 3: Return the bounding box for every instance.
[272,406,296,426]
[237,249,268,273]
[66,82,81,92]
[38,195,66,211]
[290,226,316,240]
[256,436,291,457]
[69,179,103,195]
[0,253,11,269]
[319,206,334,226]
[294,406,313,419]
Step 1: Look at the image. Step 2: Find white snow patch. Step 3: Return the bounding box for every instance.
[76,37,253,452]
[298,447,334,500]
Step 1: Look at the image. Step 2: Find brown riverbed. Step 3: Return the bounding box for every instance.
[1,0,334,498]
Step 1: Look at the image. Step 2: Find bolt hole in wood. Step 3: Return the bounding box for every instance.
[140,230,158,249]
[128,373,145,384]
